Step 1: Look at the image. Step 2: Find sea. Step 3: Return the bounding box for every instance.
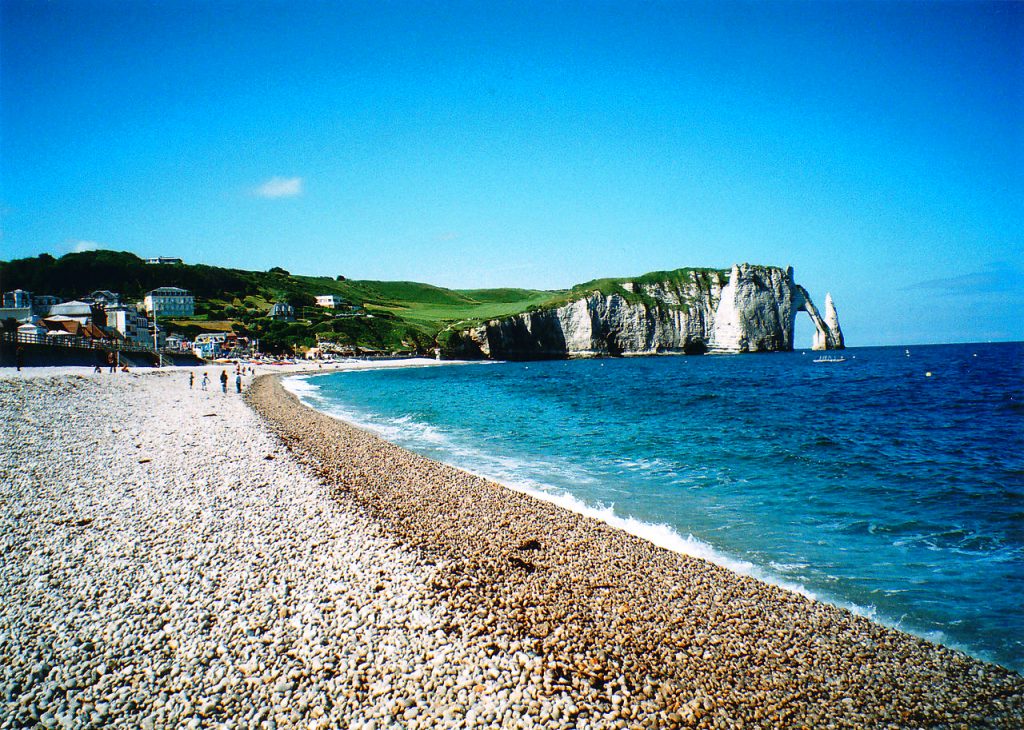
[285,342,1024,674]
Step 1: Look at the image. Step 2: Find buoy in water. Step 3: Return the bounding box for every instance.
[925,371,933,377]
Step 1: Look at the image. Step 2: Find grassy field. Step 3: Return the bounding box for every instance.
[374,288,559,329]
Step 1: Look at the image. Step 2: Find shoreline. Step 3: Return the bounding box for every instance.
[279,366,1005,673]
[250,371,1024,726]
[0,355,465,381]
[283,372,833,602]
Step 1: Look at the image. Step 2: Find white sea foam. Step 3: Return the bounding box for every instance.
[769,560,811,573]
[282,375,323,401]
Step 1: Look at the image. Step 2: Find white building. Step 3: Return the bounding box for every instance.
[3,289,32,308]
[315,294,344,309]
[17,320,47,341]
[104,304,151,346]
[144,287,194,317]
[47,300,94,324]
[145,257,183,265]
[0,306,31,322]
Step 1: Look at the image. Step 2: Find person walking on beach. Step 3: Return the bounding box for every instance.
[220,369,228,393]
[16,345,24,371]
[189,372,194,389]
[107,352,115,373]
[235,371,242,393]
[201,372,209,391]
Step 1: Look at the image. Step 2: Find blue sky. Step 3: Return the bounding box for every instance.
[2,1,1021,346]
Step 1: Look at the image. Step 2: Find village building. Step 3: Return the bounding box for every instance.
[2,289,32,309]
[42,318,113,343]
[0,305,32,323]
[104,304,151,346]
[144,256,183,265]
[143,287,194,317]
[193,332,229,358]
[16,319,47,341]
[269,302,295,321]
[315,294,345,309]
[86,290,122,307]
[164,334,190,351]
[31,295,62,316]
[46,300,96,324]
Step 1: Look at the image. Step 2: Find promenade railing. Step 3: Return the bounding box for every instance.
[1,330,183,357]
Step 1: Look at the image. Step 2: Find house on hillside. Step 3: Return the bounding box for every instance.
[269,302,296,321]
[86,290,121,307]
[144,287,194,317]
[315,294,345,309]
[333,303,365,318]
[145,257,183,265]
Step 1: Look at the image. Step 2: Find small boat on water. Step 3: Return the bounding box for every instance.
[813,355,847,363]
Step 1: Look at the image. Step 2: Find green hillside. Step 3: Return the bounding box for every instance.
[0,251,559,353]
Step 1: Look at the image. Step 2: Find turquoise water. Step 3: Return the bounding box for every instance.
[286,343,1024,673]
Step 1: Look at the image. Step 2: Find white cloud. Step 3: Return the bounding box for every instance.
[254,176,303,199]
[69,240,102,253]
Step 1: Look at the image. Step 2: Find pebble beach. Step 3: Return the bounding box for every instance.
[2,366,1022,728]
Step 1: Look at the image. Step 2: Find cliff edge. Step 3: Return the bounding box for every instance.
[442,264,844,359]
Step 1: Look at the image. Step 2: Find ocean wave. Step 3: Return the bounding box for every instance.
[769,560,810,573]
[282,375,322,400]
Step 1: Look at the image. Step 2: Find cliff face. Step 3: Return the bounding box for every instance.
[443,264,844,359]
[707,264,797,353]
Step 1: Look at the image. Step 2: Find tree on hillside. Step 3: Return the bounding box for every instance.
[283,291,316,309]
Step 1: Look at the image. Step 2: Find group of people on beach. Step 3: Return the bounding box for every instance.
[92,352,129,373]
[189,365,254,394]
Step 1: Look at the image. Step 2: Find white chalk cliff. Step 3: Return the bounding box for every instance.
[443,264,844,359]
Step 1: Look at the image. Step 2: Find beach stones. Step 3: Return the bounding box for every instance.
[246,373,1024,728]
[0,370,1021,729]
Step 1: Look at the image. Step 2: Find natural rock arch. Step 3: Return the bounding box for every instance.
[708,265,845,353]
[793,286,844,350]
